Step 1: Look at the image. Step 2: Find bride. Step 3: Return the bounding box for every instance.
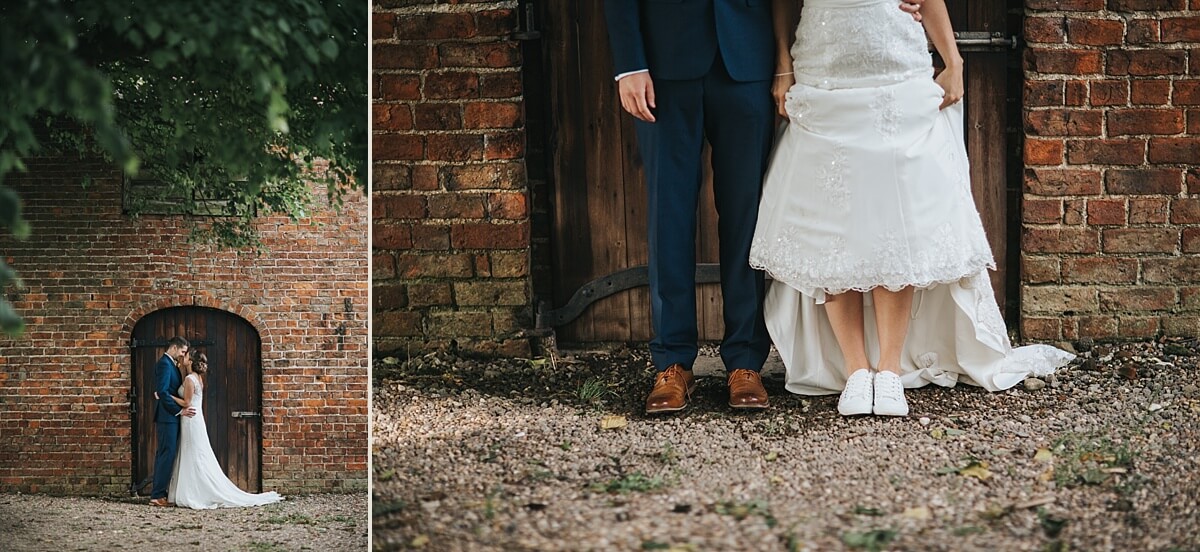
[166,350,283,509]
[750,0,1073,416]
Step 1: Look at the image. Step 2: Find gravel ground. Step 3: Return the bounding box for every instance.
[1,492,367,551]
[373,339,1200,551]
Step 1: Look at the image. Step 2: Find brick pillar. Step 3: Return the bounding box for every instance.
[373,0,533,356]
[1021,0,1200,340]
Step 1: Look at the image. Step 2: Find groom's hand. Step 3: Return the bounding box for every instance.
[183,407,197,418]
[617,72,656,123]
[900,0,924,22]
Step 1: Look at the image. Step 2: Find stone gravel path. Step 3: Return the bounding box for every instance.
[373,340,1200,551]
[1,492,367,551]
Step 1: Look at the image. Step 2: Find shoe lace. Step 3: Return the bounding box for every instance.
[845,372,871,399]
[878,373,903,398]
[732,370,755,384]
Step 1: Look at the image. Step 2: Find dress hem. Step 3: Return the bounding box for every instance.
[751,257,997,300]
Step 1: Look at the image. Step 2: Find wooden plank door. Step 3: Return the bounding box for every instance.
[539,0,1018,342]
[948,0,1016,317]
[539,1,724,343]
[131,307,263,494]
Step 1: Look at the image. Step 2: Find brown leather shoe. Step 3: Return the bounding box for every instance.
[645,364,696,415]
[728,369,769,410]
[149,498,171,507]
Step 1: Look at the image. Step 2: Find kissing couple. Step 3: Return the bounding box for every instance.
[149,336,283,509]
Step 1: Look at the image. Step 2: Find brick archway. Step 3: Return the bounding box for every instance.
[120,294,271,347]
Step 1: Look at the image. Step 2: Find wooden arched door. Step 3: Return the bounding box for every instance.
[130,307,263,494]
[534,0,1020,341]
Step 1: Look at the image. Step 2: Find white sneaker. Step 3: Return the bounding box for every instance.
[838,369,874,416]
[873,370,909,416]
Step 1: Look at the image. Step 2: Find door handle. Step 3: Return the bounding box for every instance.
[231,411,261,418]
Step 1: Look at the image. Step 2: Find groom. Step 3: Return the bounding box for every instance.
[604,0,779,413]
[603,0,926,414]
[149,336,195,507]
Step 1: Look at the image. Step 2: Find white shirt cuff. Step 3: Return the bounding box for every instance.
[615,69,649,82]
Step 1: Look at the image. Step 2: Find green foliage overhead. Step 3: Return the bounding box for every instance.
[0,0,367,336]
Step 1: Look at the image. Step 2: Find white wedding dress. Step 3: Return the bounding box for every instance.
[168,373,283,509]
[749,0,1073,395]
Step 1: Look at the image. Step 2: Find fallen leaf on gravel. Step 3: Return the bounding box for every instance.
[770,475,785,485]
[842,529,896,550]
[1038,468,1055,482]
[959,461,992,480]
[1164,343,1195,356]
[382,357,399,365]
[411,534,430,548]
[945,428,966,437]
[1034,448,1054,462]
[979,504,1011,520]
[1037,509,1067,538]
[377,469,395,482]
[902,506,931,520]
[853,505,885,516]
[372,500,406,517]
[765,451,779,462]
[930,428,946,440]
[599,415,628,429]
[1118,365,1138,380]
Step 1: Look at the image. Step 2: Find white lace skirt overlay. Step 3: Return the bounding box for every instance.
[751,78,995,298]
[751,0,1074,394]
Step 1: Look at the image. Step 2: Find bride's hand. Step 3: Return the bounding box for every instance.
[935,64,964,110]
[899,0,924,22]
[773,72,795,119]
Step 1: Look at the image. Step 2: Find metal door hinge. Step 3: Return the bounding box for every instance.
[231,411,261,418]
[954,32,1019,51]
[512,1,541,41]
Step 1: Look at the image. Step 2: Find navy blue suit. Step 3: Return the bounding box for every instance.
[150,353,183,499]
[605,0,775,372]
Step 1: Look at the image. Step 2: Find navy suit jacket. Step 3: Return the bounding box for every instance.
[153,354,183,424]
[604,0,776,82]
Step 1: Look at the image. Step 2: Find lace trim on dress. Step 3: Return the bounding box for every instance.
[749,223,997,296]
[870,87,900,140]
[818,143,850,208]
[785,87,812,128]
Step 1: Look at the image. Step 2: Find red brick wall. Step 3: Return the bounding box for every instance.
[0,160,369,495]
[1022,0,1200,340]
[372,0,533,356]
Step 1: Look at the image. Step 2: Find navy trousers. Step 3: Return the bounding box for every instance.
[151,421,179,499]
[634,56,775,372]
